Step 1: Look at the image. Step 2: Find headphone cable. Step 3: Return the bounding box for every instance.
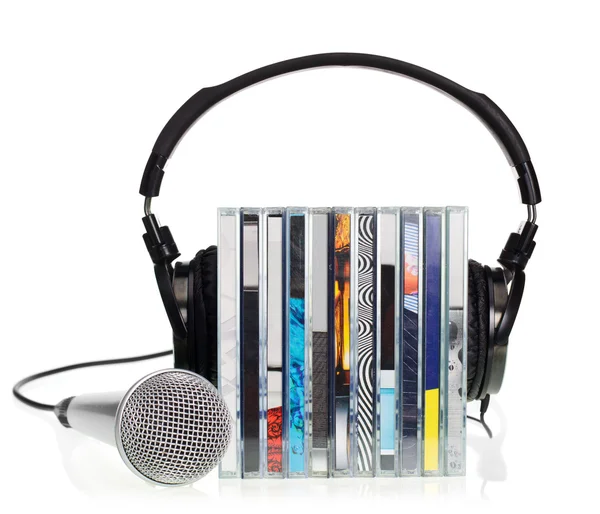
[467,394,493,438]
[12,350,173,412]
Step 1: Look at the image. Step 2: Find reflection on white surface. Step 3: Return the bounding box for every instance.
[14,395,506,499]
[218,475,467,498]
[13,399,209,497]
[467,400,507,499]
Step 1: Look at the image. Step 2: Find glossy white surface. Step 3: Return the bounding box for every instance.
[2,1,597,511]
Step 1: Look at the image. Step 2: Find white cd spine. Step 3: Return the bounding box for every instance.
[444,207,468,476]
[307,208,332,477]
[375,207,401,477]
[261,208,285,478]
[217,207,241,478]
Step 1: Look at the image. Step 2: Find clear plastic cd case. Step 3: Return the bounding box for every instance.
[331,207,353,477]
[444,207,468,476]
[262,208,284,477]
[423,208,446,477]
[284,208,310,478]
[217,208,241,478]
[217,206,467,479]
[308,208,332,477]
[241,208,261,478]
[376,207,400,477]
[400,207,423,476]
[352,208,376,477]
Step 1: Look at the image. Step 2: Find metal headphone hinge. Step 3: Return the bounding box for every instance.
[142,214,181,266]
[497,220,538,272]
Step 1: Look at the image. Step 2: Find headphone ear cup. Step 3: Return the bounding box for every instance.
[190,245,218,388]
[467,259,490,401]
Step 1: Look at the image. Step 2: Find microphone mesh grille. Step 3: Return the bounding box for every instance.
[118,370,232,485]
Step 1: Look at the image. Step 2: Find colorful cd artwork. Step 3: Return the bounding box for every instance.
[266,211,283,476]
[355,211,375,475]
[423,209,443,475]
[332,210,351,475]
[217,206,467,479]
[401,210,421,475]
[286,211,308,476]
[377,209,399,475]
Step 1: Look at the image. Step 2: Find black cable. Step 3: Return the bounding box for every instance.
[467,394,493,438]
[13,350,173,412]
[467,414,493,439]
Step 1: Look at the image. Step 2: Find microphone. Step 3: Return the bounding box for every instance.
[53,369,232,486]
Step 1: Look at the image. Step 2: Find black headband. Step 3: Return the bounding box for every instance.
[139,52,541,205]
[139,53,541,341]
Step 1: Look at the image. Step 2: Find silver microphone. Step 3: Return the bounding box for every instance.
[54,369,232,486]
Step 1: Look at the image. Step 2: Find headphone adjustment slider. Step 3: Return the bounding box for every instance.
[142,214,180,265]
[498,221,538,272]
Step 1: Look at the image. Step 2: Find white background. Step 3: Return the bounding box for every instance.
[1,1,598,511]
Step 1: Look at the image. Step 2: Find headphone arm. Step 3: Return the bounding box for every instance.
[141,209,187,340]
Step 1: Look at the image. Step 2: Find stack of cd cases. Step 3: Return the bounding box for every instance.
[217,207,468,478]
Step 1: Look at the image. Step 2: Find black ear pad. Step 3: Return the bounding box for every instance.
[189,245,218,388]
[467,259,490,401]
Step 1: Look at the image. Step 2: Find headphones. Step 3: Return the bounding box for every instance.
[139,52,541,404]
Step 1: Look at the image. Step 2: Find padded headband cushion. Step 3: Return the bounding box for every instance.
[467,259,490,401]
[190,245,218,388]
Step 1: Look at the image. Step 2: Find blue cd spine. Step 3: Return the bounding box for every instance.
[284,208,309,478]
[422,208,445,476]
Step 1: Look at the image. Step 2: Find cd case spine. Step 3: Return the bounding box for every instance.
[217,208,241,478]
[284,208,310,478]
[400,207,423,476]
[308,208,332,477]
[444,207,468,476]
[241,208,261,478]
[331,207,353,477]
[352,208,377,477]
[375,207,400,477]
[422,208,445,476]
[261,208,284,478]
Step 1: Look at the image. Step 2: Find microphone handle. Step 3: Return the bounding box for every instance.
[54,391,125,446]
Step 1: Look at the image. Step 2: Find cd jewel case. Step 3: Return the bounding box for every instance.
[217,206,467,479]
